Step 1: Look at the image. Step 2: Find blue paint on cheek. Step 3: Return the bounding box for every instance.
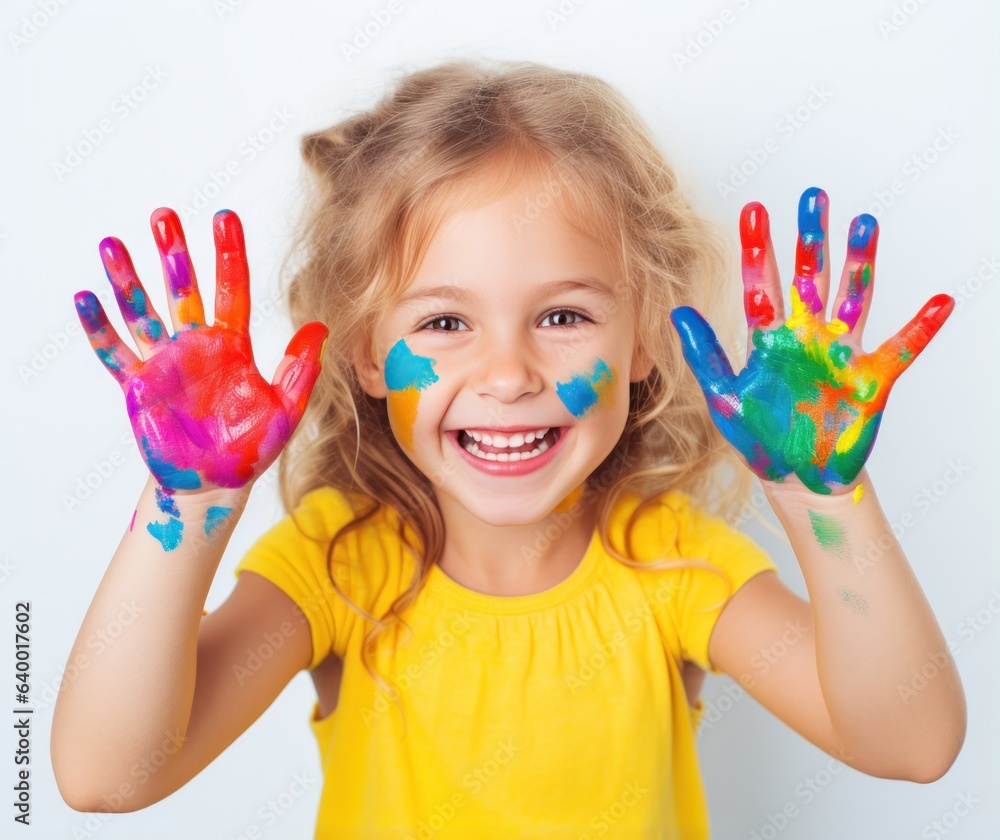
[384,338,439,390]
[555,359,613,418]
[147,517,183,551]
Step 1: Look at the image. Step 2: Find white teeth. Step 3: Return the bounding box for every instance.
[461,437,551,461]
[465,428,550,448]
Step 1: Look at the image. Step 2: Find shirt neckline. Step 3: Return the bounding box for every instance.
[426,523,604,614]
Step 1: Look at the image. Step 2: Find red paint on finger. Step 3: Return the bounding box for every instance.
[151,208,206,326]
[740,203,776,326]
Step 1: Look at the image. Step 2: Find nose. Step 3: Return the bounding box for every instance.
[469,334,543,403]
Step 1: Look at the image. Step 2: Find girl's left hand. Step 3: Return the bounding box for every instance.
[670,186,954,495]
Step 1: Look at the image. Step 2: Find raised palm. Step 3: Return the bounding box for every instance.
[74,208,328,491]
[671,187,953,495]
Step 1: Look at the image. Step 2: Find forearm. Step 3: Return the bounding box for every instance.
[51,474,250,803]
[764,470,966,778]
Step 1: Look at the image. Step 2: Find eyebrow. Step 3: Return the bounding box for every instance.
[396,277,617,306]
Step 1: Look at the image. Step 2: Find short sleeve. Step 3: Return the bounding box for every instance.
[661,493,778,675]
[233,487,358,670]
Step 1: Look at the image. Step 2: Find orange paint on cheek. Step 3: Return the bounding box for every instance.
[387,389,421,450]
[384,338,439,450]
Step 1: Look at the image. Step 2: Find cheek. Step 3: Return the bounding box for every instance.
[384,338,440,449]
[555,358,618,419]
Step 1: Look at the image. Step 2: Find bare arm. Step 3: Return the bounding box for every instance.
[53,207,327,810]
[52,475,315,810]
[709,471,965,781]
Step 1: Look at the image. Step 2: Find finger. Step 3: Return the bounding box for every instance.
[150,207,207,332]
[670,306,737,396]
[213,210,251,334]
[791,187,830,318]
[872,294,954,384]
[99,236,171,353]
[272,321,330,428]
[740,201,785,330]
[830,214,878,337]
[73,290,141,385]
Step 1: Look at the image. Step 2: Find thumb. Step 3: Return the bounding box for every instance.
[271,321,330,428]
[670,306,736,394]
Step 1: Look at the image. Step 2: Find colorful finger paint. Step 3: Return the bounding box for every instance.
[792,188,827,315]
[384,339,439,449]
[76,208,329,491]
[670,189,954,494]
[151,207,206,328]
[833,216,878,332]
[852,485,864,505]
[741,202,777,328]
[555,359,616,418]
[100,237,167,343]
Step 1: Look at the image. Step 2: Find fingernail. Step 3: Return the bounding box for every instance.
[740,202,769,274]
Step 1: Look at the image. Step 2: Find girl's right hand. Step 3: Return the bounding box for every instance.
[73,208,329,493]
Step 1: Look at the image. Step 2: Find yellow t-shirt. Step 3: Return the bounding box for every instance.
[233,486,777,839]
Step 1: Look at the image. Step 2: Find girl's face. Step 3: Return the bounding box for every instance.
[356,172,652,526]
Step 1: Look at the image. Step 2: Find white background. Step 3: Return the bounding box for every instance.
[3,0,998,837]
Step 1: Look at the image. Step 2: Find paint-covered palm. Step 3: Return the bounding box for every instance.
[671,187,953,495]
[73,208,328,491]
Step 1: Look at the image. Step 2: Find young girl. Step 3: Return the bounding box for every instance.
[52,60,966,838]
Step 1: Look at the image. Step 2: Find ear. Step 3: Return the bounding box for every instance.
[353,343,388,399]
[629,340,654,383]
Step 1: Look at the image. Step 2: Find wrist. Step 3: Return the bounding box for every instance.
[762,468,869,514]
[143,474,253,519]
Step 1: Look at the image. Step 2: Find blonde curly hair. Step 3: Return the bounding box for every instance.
[274,59,750,702]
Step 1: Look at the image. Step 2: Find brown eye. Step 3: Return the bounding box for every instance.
[420,315,467,332]
[541,309,589,328]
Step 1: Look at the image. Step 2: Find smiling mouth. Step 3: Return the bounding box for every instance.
[454,427,564,462]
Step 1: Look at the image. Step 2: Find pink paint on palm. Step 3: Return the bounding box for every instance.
[74,209,329,491]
